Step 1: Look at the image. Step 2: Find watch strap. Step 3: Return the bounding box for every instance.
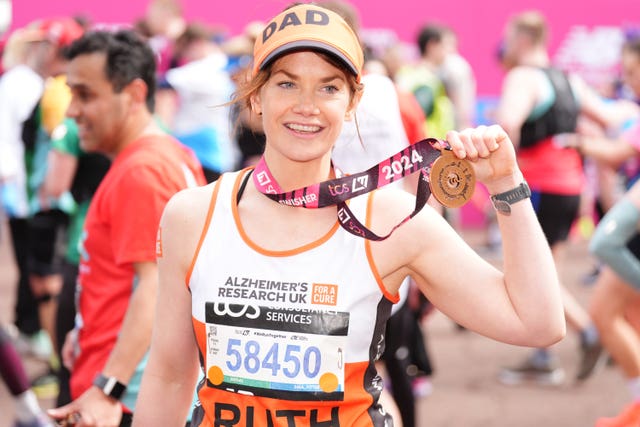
[93,373,127,400]
[490,181,531,215]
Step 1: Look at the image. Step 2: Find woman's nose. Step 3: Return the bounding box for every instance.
[293,92,320,115]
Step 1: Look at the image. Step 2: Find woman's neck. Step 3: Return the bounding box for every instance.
[261,150,334,192]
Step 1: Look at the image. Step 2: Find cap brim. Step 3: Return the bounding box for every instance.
[260,40,359,77]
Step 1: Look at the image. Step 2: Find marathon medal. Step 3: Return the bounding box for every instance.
[429,148,475,208]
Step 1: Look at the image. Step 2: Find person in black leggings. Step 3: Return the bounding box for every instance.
[0,325,55,427]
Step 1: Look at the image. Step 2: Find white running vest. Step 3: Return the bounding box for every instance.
[188,170,398,427]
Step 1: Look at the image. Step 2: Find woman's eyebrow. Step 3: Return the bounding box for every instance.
[271,68,345,83]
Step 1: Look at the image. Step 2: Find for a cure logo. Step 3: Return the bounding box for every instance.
[262,9,330,43]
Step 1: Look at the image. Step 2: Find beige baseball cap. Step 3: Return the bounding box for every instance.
[252,4,364,81]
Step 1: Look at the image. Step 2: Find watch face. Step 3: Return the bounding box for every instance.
[94,374,126,400]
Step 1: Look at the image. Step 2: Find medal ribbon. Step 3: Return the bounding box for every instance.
[253,138,448,241]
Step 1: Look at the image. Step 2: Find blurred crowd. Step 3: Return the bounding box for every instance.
[1,1,640,426]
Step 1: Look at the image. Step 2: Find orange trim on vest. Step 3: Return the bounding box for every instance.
[185,179,222,288]
[364,192,400,304]
[231,169,342,257]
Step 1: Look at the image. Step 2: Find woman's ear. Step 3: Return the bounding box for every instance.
[345,91,362,121]
[250,93,262,116]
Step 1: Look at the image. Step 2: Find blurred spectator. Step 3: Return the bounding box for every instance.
[0,21,83,400]
[395,23,455,139]
[0,25,45,366]
[567,35,640,426]
[164,22,238,181]
[22,19,85,401]
[1,325,55,427]
[223,21,266,168]
[495,10,635,386]
[140,0,186,75]
[136,0,187,127]
[438,25,476,130]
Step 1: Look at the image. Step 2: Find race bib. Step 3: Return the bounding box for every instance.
[204,303,349,401]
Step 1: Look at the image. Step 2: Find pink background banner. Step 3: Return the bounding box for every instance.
[7,0,640,95]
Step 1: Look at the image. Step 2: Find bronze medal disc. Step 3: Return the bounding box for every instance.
[429,149,475,208]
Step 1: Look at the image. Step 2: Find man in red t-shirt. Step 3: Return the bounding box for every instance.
[48,30,205,426]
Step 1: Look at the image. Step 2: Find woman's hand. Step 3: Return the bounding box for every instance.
[444,125,522,194]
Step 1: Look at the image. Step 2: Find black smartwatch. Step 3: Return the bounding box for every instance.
[93,373,127,400]
[490,181,531,216]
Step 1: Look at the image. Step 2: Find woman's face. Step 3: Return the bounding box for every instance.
[251,51,358,163]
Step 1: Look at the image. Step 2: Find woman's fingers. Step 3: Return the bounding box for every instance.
[446,125,509,160]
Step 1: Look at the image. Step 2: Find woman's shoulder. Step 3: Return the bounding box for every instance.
[163,181,218,226]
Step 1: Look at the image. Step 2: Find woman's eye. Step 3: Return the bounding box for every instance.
[323,85,339,94]
[278,81,294,89]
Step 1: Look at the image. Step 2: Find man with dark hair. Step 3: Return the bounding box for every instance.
[47,29,205,426]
